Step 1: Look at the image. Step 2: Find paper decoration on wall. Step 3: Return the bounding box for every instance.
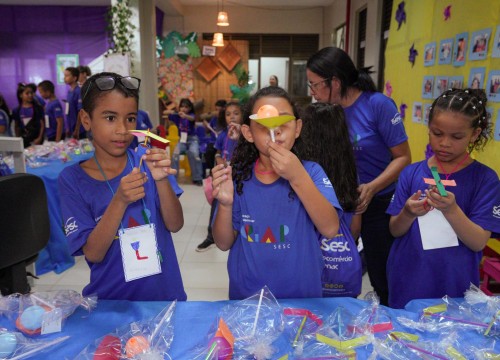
[158,56,194,103]
[433,76,449,98]
[468,67,486,89]
[493,25,500,58]
[423,104,431,125]
[385,81,393,97]
[438,38,454,65]
[161,31,201,61]
[452,32,468,67]
[412,102,422,123]
[424,42,436,66]
[448,76,463,89]
[196,57,221,82]
[395,2,406,30]
[399,103,408,120]
[422,76,434,99]
[408,44,418,67]
[486,70,500,102]
[443,5,452,20]
[217,43,241,72]
[469,28,491,61]
[494,109,500,141]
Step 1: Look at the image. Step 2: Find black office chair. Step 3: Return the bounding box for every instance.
[0,173,50,295]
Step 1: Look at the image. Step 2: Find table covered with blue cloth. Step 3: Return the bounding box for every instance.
[0,297,496,359]
[27,153,92,275]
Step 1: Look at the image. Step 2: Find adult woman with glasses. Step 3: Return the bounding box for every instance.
[306,47,411,305]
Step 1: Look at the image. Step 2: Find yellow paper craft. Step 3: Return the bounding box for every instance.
[249,104,295,129]
[423,178,457,186]
[128,130,170,144]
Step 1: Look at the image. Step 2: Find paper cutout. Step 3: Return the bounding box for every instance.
[423,178,457,186]
[395,1,406,30]
[443,5,451,20]
[316,333,367,352]
[399,103,408,119]
[430,167,448,196]
[128,130,169,144]
[408,44,418,67]
[249,104,295,142]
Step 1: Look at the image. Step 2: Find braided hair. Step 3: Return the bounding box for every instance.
[429,88,492,152]
[231,86,302,196]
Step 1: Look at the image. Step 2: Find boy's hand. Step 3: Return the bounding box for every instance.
[404,190,432,217]
[116,167,147,204]
[212,164,233,206]
[142,148,177,181]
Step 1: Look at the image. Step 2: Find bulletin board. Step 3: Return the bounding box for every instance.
[384,0,500,174]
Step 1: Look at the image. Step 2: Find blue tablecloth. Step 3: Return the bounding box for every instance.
[27,153,92,275]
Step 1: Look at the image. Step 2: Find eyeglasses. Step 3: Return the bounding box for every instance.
[82,76,141,101]
[307,78,331,91]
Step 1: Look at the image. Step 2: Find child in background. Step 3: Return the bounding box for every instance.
[78,65,92,86]
[26,83,45,107]
[165,98,203,186]
[129,109,154,149]
[58,72,186,301]
[12,83,44,147]
[298,103,362,298]
[201,99,227,173]
[212,86,340,299]
[0,93,11,137]
[37,80,64,142]
[196,102,242,252]
[387,88,500,308]
[64,67,84,139]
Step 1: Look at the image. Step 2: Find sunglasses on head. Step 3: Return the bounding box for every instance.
[82,76,141,101]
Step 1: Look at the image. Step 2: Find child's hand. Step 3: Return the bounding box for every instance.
[228,123,241,140]
[267,140,302,181]
[116,168,147,204]
[141,148,177,180]
[403,190,432,217]
[163,109,175,115]
[178,111,186,118]
[425,187,457,213]
[212,164,233,206]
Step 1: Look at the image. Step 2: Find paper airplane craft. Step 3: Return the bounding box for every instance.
[249,105,295,142]
[128,129,170,144]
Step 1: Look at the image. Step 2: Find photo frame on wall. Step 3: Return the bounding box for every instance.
[424,42,436,66]
[448,76,464,89]
[56,54,79,84]
[433,76,449,98]
[422,76,434,99]
[468,67,486,89]
[469,28,491,61]
[423,104,432,125]
[486,70,500,102]
[413,102,422,124]
[452,32,468,66]
[438,38,453,65]
[494,109,500,141]
[492,25,500,58]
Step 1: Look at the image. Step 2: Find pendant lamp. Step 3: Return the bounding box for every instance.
[212,32,224,47]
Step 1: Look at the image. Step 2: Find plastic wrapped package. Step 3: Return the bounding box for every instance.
[192,286,284,360]
[349,292,393,336]
[464,284,500,336]
[0,328,68,360]
[0,290,97,336]
[282,307,323,356]
[74,301,176,360]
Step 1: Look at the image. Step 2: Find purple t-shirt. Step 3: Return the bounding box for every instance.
[169,113,195,136]
[386,160,500,308]
[58,148,186,301]
[44,99,64,140]
[66,86,82,134]
[0,109,9,134]
[344,92,408,195]
[215,129,238,161]
[228,161,341,300]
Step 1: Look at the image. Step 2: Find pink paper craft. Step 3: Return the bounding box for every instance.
[423,178,457,186]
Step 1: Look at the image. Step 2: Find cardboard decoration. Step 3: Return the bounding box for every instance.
[217,43,241,72]
[196,57,221,82]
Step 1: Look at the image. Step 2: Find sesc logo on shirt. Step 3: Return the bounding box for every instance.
[322,177,333,187]
[493,205,500,219]
[64,217,78,236]
[391,113,402,125]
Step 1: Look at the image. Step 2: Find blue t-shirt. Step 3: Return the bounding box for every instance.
[169,113,195,136]
[228,161,341,300]
[344,92,408,195]
[386,160,500,308]
[66,86,82,134]
[215,129,238,161]
[130,110,154,149]
[58,148,187,301]
[44,99,64,140]
[0,109,10,136]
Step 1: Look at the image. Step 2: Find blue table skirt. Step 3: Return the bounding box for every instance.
[27,153,92,275]
[2,296,490,359]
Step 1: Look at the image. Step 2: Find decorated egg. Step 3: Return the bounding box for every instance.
[19,305,46,330]
[208,336,233,360]
[256,104,279,119]
[93,335,121,360]
[0,333,17,357]
[125,335,150,358]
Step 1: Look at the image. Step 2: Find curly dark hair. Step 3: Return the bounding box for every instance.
[297,103,359,212]
[429,88,492,152]
[231,86,302,196]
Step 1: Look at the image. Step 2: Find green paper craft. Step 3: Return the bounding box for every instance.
[430,166,448,197]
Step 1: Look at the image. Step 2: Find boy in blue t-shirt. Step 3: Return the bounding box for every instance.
[38,80,64,142]
[64,67,84,139]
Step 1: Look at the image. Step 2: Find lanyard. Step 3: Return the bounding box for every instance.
[435,153,469,180]
[93,153,151,231]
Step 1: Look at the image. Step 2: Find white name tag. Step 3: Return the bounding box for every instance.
[65,102,69,115]
[41,308,63,334]
[119,224,161,282]
[22,117,31,126]
[418,210,459,250]
[45,115,50,128]
[180,131,188,144]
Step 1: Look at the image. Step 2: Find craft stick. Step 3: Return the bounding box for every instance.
[251,288,265,337]
[390,334,447,360]
[292,315,307,347]
[139,129,149,169]
[430,167,448,197]
[204,342,217,360]
[484,310,500,336]
[270,128,275,142]
[424,312,487,328]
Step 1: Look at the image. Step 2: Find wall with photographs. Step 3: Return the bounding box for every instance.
[384,0,500,174]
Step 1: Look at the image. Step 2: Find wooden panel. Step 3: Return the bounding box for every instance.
[193,39,249,115]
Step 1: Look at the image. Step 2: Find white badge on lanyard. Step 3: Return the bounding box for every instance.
[65,102,69,116]
[418,209,459,250]
[45,115,50,128]
[180,131,188,144]
[22,117,31,126]
[119,223,161,282]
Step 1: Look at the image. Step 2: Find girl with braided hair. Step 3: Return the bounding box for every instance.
[387,88,500,308]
